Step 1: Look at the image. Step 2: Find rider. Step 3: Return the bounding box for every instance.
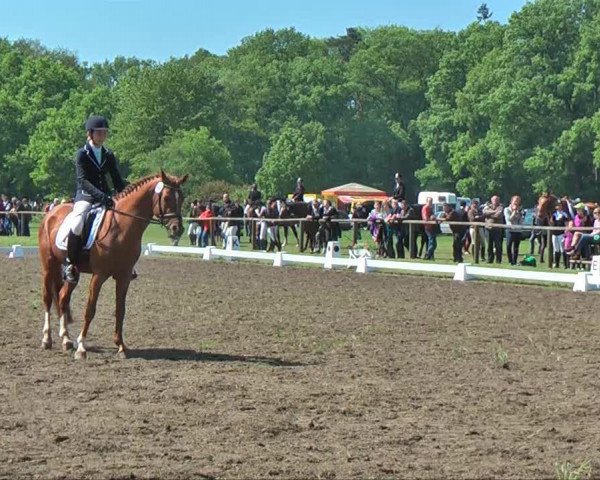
[63,115,128,284]
[292,177,305,202]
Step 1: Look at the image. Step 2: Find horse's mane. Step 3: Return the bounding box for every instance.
[113,173,161,201]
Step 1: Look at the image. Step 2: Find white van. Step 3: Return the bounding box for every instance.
[417,191,457,214]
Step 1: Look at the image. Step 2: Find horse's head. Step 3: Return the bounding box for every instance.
[537,193,558,220]
[153,170,189,240]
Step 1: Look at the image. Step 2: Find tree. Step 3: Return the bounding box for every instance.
[477,3,493,22]
[255,122,326,196]
[27,87,115,197]
[111,54,223,163]
[130,127,234,197]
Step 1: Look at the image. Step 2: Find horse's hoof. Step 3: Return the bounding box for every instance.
[41,340,52,350]
[62,341,74,352]
[74,350,87,360]
[116,350,128,360]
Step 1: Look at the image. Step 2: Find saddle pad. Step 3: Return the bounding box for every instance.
[55,207,106,251]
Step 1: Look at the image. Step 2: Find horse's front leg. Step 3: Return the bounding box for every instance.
[291,224,299,245]
[113,274,132,359]
[75,273,108,360]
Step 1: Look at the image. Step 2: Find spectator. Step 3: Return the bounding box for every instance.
[320,199,340,245]
[503,195,524,266]
[468,200,486,259]
[483,195,504,264]
[255,200,269,251]
[187,200,201,245]
[385,198,404,258]
[219,193,232,214]
[351,201,368,248]
[305,198,322,253]
[392,173,405,201]
[197,203,214,247]
[248,184,262,204]
[17,197,32,237]
[292,178,305,202]
[47,198,60,212]
[368,201,387,257]
[421,196,437,261]
[439,203,468,263]
[569,206,600,260]
[9,197,20,235]
[458,200,471,254]
[550,201,569,268]
[265,198,281,252]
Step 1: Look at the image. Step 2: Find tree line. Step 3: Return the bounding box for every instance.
[1,0,599,206]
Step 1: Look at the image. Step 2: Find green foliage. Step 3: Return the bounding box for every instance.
[4,4,600,204]
[27,87,115,197]
[256,122,326,196]
[555,459,592,480]
[493,343,509,369]
[194,180,248,203]
[130,127,234,195]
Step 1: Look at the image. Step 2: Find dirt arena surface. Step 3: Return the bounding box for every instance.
[1,256,600,479]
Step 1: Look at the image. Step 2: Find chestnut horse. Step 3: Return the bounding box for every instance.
[38,171,188,359]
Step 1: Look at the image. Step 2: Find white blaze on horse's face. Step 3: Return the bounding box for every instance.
[154,180,184,239]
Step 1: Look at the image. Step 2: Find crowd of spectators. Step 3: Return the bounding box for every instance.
[4,178,599,270]
[0,194,46,236]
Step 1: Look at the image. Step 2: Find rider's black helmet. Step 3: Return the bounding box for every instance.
[85,115,109,132]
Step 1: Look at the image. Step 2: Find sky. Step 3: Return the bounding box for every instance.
[1,0,529,64]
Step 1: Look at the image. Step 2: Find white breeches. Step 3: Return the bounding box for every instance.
[552,234,565,253]
[259,221,268,240]
[68,200,92,235]
[268,226,278,242]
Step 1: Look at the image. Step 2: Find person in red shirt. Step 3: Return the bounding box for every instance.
[421,196,438,260]
[198,203,214,247]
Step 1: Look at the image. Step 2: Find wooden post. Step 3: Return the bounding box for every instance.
[547,228,553,269]
[474,226,480,264]
[251,219,257,250]
[352,221,358,248]
[409,222,415,258]
[209,218,214,246]
[299,219,305,252]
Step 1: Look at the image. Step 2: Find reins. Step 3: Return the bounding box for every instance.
[94,182,183,245]
[112,183,183,227]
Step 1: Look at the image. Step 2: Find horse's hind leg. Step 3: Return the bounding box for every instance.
[57,280,77,352]
[75,273,108,360]
[41,267,56,349]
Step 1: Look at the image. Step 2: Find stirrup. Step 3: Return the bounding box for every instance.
[63,264,80,284]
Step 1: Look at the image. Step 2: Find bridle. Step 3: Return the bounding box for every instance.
[110,182,183,229]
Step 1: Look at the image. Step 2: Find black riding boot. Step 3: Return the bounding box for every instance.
[64,231,82,284]
[553,252,561,268]
[563,252,569,269]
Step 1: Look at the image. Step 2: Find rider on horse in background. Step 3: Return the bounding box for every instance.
[292,177,305,202]
[64,115,128,284]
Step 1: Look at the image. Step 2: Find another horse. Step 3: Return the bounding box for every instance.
[38,171,188,359]
[278,201,310,249]
[535,193,573,262]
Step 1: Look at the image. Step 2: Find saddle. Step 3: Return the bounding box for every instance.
[55,206,107,251]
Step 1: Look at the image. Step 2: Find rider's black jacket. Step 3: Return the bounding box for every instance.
[74,143,127,203]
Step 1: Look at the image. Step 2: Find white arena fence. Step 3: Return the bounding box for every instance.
[2,212,600,292]
[142,242,600,293]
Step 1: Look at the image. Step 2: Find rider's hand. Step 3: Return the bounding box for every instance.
[104,196,114,209]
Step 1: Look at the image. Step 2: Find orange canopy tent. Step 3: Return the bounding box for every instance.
[321,183,389,208]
